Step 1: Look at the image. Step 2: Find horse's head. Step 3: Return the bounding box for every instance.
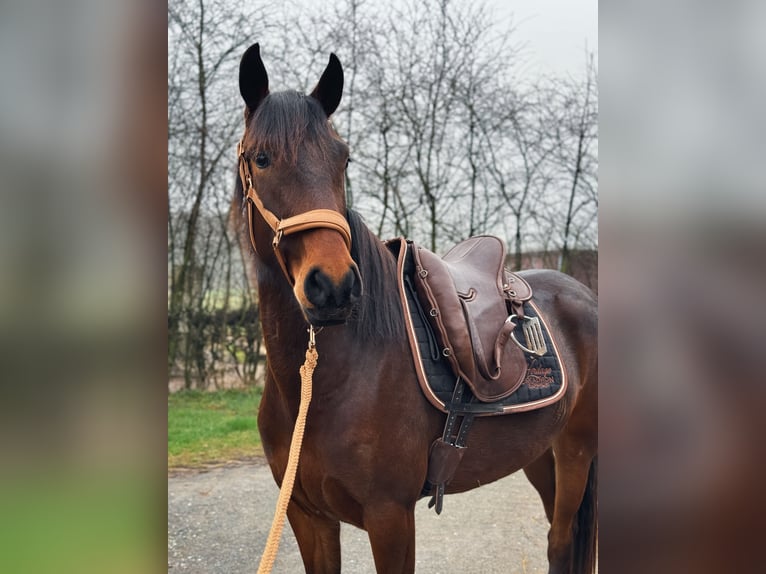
[238,43,361,327]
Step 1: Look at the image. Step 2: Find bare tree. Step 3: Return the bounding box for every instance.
[443,5,517,243]
[379,0,504,251]
[548,55,599,273]
[477,86,557,268]
[167,0,265,387]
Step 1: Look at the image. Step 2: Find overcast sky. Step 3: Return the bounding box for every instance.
[487,0,598,78]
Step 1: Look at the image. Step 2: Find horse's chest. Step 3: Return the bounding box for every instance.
[261,401,355,474]
[272,433,365,526]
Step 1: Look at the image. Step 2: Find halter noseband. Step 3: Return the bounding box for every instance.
[238,139,353,284]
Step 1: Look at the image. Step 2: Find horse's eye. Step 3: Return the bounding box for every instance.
[345,157,352,169]
[255,152,270,169]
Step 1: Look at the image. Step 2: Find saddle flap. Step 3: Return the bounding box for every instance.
[412,237,528,401]
[413,246,474,380]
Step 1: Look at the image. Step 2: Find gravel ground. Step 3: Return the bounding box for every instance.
[168,460,550,573]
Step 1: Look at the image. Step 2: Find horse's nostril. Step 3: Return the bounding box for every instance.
[304,267,332,308]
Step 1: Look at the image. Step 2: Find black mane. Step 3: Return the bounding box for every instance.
[347,209,405,342]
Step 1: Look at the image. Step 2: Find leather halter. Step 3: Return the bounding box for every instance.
[237,140,353,284]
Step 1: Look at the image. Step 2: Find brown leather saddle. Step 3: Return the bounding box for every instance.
[411,236,535,402]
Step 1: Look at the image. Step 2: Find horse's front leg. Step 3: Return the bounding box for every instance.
[365,501,416,574]
[286,502,341,574]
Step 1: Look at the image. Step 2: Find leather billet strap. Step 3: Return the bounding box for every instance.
[237,140,352,284]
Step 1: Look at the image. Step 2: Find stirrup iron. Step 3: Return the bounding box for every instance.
[508,315,547,356]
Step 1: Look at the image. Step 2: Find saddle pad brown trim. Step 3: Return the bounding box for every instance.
[393,238,445,410]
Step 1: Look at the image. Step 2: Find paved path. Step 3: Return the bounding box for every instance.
[168,460,550,573]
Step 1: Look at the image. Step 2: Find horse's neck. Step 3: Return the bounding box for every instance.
[257,275,308,359]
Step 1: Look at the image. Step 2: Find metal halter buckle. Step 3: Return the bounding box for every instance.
[272,228,284,248]
[307,325,323,350]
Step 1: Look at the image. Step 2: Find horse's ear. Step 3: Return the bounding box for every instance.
[239,43,269,113]
[310,53,344,117]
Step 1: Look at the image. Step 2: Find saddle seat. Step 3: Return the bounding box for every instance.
[411,236,533,402]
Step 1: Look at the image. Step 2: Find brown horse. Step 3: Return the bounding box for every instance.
[231,43,597,574]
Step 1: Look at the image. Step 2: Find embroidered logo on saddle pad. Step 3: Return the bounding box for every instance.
[524,365,556,389]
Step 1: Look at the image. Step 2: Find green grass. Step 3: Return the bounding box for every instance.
[0,473,158,574]
[168,387,263,468]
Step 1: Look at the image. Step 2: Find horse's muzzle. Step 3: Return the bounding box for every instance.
[302,264,362,325]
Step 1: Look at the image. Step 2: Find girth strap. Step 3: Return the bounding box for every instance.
[425,379,476,514]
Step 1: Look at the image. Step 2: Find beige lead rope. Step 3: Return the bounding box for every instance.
[256,326,318,574]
